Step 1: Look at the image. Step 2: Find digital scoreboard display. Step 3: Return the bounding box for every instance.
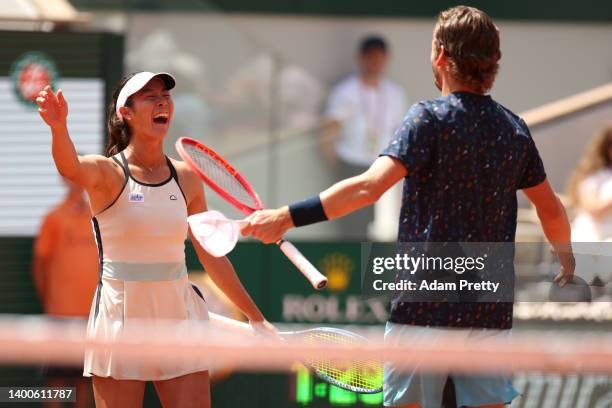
[291,366,383,406]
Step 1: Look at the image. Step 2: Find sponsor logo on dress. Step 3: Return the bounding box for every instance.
[169,194,177,201]
[128,192,144,202]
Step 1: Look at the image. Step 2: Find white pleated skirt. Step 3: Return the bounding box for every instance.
[83,274,209,381]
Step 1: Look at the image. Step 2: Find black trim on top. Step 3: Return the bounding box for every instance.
[167,157,188,206]
[96,155,129,215]
[91,217,104,325]
[120,151,173,187]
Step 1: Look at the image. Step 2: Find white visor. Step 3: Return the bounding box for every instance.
[115,72,176,120]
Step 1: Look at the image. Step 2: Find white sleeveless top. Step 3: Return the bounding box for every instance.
[94,151,188,275]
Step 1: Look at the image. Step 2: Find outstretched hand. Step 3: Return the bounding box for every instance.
[240,207,294,244]
[36,85,68,129]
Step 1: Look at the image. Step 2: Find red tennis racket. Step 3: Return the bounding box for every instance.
[176,137,328,289]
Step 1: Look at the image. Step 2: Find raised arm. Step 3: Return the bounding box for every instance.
[241,155,407,243]
[320,155,407,219]
[522,179,575,285]
[36,86,106,190]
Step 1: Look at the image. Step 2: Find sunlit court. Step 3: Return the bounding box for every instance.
[1,1,612,407]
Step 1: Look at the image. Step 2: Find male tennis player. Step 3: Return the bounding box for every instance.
[242,6,575,408]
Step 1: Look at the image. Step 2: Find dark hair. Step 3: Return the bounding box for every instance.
[105,73,137,157]
[359,35,388,54]
[433,6,501,93]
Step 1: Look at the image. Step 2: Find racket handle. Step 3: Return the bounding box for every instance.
[277,240,328,290]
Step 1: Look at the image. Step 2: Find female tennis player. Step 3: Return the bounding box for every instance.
[36,72,274,408]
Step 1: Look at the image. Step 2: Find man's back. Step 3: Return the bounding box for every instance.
[386,91,546,244]
[382,91,547,329]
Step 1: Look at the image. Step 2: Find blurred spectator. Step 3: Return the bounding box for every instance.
[222,53,325,134]
[568,124,612,242]
[567,124,612,286]
[32,178,98,408]
[322,35,407,240]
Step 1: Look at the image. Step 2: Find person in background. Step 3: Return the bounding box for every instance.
[32,177,98,408]
[568,124,612,241]
[567,124,612,286]
[322,35,408,240]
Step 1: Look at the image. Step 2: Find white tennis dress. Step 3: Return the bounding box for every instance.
[83,152,209,380]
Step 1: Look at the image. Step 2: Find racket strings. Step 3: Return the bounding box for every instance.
[302,330,383,393]
[182,143,258,209]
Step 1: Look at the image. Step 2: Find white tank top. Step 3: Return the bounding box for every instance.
[92,152,188,280]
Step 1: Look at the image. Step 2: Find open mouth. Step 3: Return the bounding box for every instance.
[153,112,169,125]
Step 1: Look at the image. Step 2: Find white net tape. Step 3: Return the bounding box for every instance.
[0,314,611,375]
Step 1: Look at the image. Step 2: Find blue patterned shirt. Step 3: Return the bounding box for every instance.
[381,91,546,329]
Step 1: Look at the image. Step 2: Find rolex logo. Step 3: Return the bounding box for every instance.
[319,252,354,292]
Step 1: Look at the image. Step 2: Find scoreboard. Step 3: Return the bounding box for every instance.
[293,366,383,406]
